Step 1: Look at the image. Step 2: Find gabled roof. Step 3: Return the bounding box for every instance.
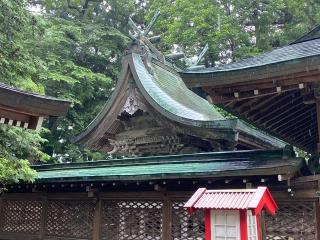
[73,48,285,152]
[0,82,70,130]
[33,148,303,182]
[184,187,277,215]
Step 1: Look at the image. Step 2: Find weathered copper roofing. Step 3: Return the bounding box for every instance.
[184,187,277,215]
[33,148,302,182]
[179,27,320,155]
[131,54,224,122]
[182,38,320,74]
[74,51,285,151]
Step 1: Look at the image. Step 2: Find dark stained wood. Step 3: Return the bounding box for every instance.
[0,83,70,117]
[92,198,102,240]
[162,197,172,240]
[0,197,3,232]
[316,99,320,152]
[314,201,320,240]
[39,195,47,239]
[183,58,320,87]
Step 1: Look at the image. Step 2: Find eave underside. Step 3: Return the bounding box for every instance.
[182,57,320,154]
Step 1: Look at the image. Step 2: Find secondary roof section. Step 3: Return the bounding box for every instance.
[180,27,320,155]
[0,82,70,130]
[34,148,302,182]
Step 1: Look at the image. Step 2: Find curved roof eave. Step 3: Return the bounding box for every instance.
[72,60,131,145]
[128,53,225,127]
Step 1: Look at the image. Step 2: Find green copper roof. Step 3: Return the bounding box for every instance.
[130,53,224,123]
[34,149,302,182]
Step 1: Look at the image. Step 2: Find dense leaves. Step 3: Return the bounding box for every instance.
[147,0,320,66]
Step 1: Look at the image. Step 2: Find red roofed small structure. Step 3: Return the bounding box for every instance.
[185,187,277,240]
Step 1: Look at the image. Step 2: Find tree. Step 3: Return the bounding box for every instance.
[147,0,320,66]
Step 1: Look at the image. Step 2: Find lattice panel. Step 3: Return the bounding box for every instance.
[265,201,316,240]
[101,200,163,240]
[46,200,95,239]
[171,201,204,240]
[1,199,42,234]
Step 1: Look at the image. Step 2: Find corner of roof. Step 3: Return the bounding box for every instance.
[184,188,207,214]
[250,186,278,216]
[291,25,320,45]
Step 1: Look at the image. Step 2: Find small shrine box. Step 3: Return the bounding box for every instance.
[184,187,277,240]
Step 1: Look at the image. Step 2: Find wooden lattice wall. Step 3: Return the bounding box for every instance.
[0,193,318,240]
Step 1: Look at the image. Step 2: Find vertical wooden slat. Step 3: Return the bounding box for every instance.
[314,201,320,240]
[260,211,266,240]
[92,197,102,240]
[0,197,3,232]
[315,98,320,153]
[39,194,48,239]
[162,197,172,240]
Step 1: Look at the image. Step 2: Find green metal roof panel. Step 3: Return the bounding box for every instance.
[182,38,320,74]
[130,53,224,122]
[34,149,302,182]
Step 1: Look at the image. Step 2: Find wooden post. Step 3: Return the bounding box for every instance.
[260,211,266,240]
[314,201,320,240]
[162,197,172,240]
[315,98,320,154]
[92,197,102,240]
[0,197,3,232]
[39,194,48,239]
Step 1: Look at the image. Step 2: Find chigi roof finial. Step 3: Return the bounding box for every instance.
[185,44,209,70]
[127,9,164,62]
[128,9,160,39]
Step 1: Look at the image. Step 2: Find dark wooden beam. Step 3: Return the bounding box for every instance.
[258,100,304,126]
[278,113,316,135]
[247,93,299,121]
[240,94,281,116]
[272,106,315,131]
[266,105,312,130]
[315,98,320,152]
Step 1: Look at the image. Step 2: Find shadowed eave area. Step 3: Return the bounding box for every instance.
[0,82,71,130]
[179,27,320,155]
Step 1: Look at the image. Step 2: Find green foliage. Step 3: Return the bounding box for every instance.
[147,0,320,65]
[0,157,37,186]
[0,125,45,186]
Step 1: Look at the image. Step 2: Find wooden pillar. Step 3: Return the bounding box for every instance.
[315,98,320,154]
[39,194,48,239]
[0,197,3,232]
[260,211,266,240]
[314,201,320,240]
[162,197,172,240]
[92,197,102,240]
